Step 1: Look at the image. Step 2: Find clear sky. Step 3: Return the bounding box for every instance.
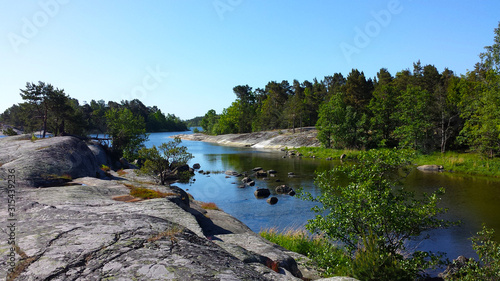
[1,1,499,120]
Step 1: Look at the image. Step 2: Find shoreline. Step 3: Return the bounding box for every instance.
[175,127,321,149]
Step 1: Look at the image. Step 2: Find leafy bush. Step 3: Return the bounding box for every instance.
[300,148,454,280]
[2,127,18,136]
[448,225,500,280]
[138,137,194,185]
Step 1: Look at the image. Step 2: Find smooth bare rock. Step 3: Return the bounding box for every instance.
[174,127,321,149]
[0,179,272,280]
[213,233,303,279]
[0,136,99,187]
[87,142,112,168]
[0,136,317,280]
[417,165,444,172]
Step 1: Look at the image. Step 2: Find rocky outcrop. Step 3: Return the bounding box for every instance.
[0,135,351,280]
[0,135,100,187]
[175,127,321,149]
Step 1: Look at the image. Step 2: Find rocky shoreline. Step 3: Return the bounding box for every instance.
[0,134,356,280]
[176,127,321,149]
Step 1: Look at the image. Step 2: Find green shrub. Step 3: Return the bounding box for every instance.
[100,164,111,172]
[449,225,500,280]
[300,148,454,279]
[2,127,18,136]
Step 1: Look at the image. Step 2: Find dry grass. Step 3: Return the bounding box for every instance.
[117,169,127,176]
[265,258,280,273]
[122,182,177,200]
[200,202,220,210]
[112,195,143,202]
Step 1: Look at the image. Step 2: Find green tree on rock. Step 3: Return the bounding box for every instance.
[138,137,194,185]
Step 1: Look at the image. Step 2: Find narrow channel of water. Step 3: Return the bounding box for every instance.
[146,130,500,262]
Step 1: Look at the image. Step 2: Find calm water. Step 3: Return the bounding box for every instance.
[146,130,500,261]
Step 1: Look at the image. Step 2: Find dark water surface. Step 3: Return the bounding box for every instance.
[146,130,500,261]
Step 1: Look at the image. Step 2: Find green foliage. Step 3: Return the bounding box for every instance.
[19,81,85,137]
[458,69,500,157]
[449,225,500,280]
[138,137,194,185]
[414,151,500,178]
[392,85,434,152]
[294,147,359,160]
[2,127,18,136]
[105,108,149,160]
[213,101,240,135]
[200,109,219,135]
[300,149,453,279]
[316,93,370,149]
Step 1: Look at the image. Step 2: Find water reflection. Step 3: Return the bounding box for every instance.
[146,131,500,262]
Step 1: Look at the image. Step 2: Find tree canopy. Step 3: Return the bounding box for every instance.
[200,22,500,157]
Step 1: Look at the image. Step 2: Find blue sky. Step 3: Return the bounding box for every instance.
[1,1,499,120]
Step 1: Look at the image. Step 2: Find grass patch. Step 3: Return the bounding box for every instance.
[415,151,500,178]
[200,202,220,210]
[123,183,178,200]
[130,187,176,199]
[100,164,111,172]
[260,227,350,277]
[294,147,359,160]
[294,146,500,178]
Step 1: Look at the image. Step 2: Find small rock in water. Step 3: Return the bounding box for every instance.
[267,197,278,205]
[254,188,271,199]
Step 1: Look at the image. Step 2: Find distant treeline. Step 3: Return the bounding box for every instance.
[0,86,188,137]
[199,23,500,157]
